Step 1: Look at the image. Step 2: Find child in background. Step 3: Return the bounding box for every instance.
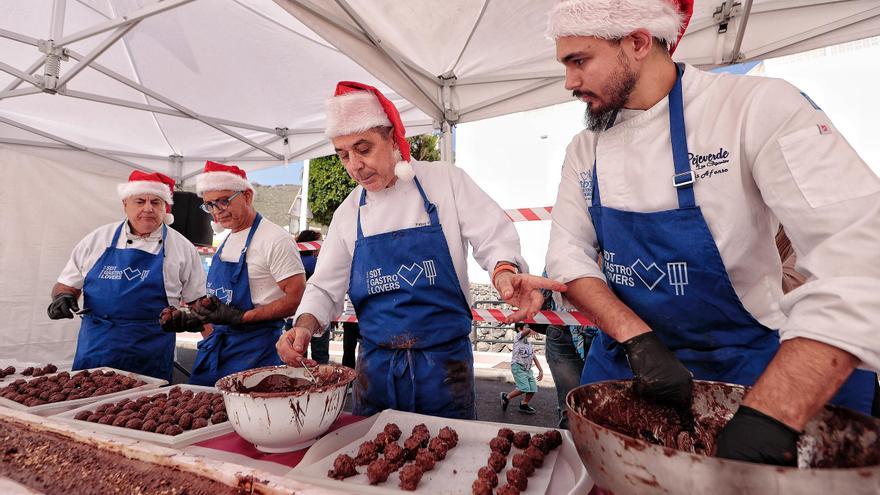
[501,323,544,414]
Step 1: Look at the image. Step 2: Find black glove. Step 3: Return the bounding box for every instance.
[47,293,80,320]
[715,405,800,466]
[159,306,206,333]
[622,331,693,408]
[191,295,245,326]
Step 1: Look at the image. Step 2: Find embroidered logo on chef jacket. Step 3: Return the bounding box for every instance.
[97,265,150,282]
[207,286,233,305]
[689,147,732,181]
[579,170,593,201]
[602,251,689,295]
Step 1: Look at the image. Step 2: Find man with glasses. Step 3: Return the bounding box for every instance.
[162,161,306,386]
[50,171,206,382]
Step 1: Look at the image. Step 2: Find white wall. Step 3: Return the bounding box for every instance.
[0,145,132,363]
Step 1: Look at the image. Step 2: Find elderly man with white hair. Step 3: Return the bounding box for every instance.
[276,81,565,420]
[49,171,206,382]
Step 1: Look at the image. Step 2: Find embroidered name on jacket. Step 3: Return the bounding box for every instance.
[689,147,731,180]
[579,170,593,201]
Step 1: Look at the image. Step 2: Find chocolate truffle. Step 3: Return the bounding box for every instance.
[438,426,459,448]
[497,427,515,442]
[366,458,392,485]
[373,431,390,452]
[384,442,405,467]
[414,448,435,471]
[404,435,423,459]
[506,468,528,491]
[488,451,507,472]
[472,479,493,495]
[384,422,402,441]
[544,429,563,450]
[478,466,499,487]
[398,463,424,491]
[74,411,91,421]
[124,418,144,430]
[191,418,209,429]
[496,483,521,495]
[355,440,379,465]
[529,434,549,454]
[211,411,228,424]
[524,445,544,468]
[411,423,429,437]
[165,424,184,436]
[490,436,512,456]
[428,436,449,461]
[512,453,534,476]
[512,431,531,449]
[328,454,358,480]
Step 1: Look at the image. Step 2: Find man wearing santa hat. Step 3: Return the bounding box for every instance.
[275,81,566,420]
[48,171,206,381]
[545,0,880,465]
[177,162,306,387]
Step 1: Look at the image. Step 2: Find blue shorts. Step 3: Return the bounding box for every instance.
[511,363,537,393]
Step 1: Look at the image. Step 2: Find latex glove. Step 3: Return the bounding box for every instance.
[622,331,693,408]
[715,405,800,466]
[47,293,79,320]
[276,326,312,366]
[159,306,206,333]
[494,272,567,323]
[190,295,245,326]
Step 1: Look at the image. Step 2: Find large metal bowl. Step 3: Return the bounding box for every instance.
[567,380,880,494]
[216,364,356,453]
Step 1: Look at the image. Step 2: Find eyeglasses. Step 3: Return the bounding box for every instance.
[200,191,243,213]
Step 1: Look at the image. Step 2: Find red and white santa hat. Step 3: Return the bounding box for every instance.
[195,161,255,233]
[195,161,254,197]
[324,81,414,181]
[117,170,175,225]
[546,0,694,54]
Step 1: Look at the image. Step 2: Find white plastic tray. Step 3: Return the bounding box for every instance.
[0,367,166,416]
[288,409,592,495]
[54,384,233,449]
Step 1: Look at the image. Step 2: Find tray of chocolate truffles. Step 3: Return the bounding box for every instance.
[288,409,591,495]
[54,384,233,448]
[0,366,166,416]
[0,361,67,386]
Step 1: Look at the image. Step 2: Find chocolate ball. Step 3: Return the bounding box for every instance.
[506,468,528,491]
[438,426,458,448]
[428,437,448,461]
[384,442,405,466]
[398,463,424,491]
[488,451,507,472]
[512,431,531,449]
[87,414,102,423]
[210,411,228,424]
[529,434,549,454]
[112,416,129,427]
[496,483,521,495]
[178,412,194,430]
[544,429,563,450]
[328,454,358,480]
[411,423,429,437]
[497,427,515,442]
[490,437,511,456]
[414,448,435,472]
[477,466,498,487]
[155,423,170,434]
[383,422,402,441]
[142,419,158,432]
[124,418,144,430]
[355,441,379,466]
[165,424,184,436]
[512,453,534,476]
[366,458,391,485]
[191,418,209,429]
[74,411,91,421]
[524,445,544,468]
[472,479,493,495]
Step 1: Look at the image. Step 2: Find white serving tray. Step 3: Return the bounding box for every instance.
[54,384,233,449]
[288,409,592,495]
[0,367,166,416]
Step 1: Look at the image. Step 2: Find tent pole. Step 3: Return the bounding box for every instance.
[440,122,454,163]
[55,0,195,48]
[728,0,754,64]
[50,0,66,41]
[57,24,138,88]
[299,159,310,232]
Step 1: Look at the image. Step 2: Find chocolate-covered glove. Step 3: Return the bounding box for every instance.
[715,405,800,466]
[190,295,245,326]
[47,293,80,320]
[622,332,693,408]
[159,306,206,333]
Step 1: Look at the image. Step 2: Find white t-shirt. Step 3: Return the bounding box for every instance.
[547,64,880,371]
[511,331,534,368]
[57,221,206,306]
[296,161,528,328]
[215,216,305,307]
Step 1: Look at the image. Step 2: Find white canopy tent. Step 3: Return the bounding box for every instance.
[2,0,880,362]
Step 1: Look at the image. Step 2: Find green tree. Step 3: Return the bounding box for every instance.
[308,132,441,225]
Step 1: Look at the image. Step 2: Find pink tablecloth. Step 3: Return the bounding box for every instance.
[192,414,366,469]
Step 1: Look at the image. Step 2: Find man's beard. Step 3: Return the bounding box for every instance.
[578,54,638,132]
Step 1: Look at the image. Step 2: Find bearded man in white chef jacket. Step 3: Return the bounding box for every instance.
[544,0,880,466]
[276,81,565,420]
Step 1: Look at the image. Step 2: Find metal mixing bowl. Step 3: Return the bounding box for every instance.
[567,380,880,494]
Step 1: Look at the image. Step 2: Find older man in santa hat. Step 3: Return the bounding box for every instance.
[275,81,565,420]
[49,171,206,381]
[545,0,880,465]
[168,162,306,387]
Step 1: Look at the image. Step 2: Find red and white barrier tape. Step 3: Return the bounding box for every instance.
[331,308,592,327]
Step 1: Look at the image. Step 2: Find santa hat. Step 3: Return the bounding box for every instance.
[325,81,414,182]
[195,161,254,233]
[117,171,175,225]
[547,0,694,54]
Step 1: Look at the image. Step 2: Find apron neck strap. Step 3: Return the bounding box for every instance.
[591,63,693,209]
[356,175,437,240]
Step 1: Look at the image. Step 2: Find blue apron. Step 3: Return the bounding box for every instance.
[73,222,174,382]
[189,213,283,386]
[349,177,476,419]
[582,64,876,415]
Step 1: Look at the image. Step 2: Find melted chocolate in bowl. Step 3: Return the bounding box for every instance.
[217,364,356,398]
[568,380,880,469]
[234,374,314,394]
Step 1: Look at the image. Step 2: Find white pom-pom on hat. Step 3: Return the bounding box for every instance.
[394,161,415,181]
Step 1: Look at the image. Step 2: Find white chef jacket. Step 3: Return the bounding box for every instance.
[296,161,528,328]
[215,216,305,307]
[58,221,206,306]
[547,64,880,371]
